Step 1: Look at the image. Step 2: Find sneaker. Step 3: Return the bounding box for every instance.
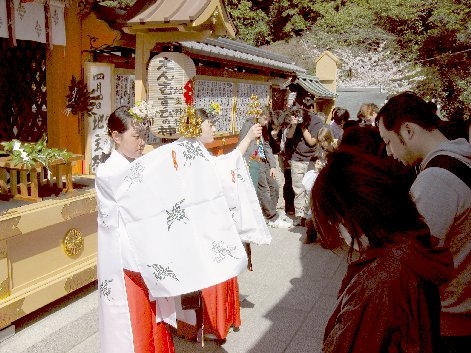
[267,217,294,229]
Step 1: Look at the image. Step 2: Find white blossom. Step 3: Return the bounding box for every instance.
[13,141,21,151]
[129,101,158,121]
[301,39,424,95]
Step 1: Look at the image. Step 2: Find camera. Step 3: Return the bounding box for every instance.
[285,104,303,124]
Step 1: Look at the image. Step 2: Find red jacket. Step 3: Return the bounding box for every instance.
[323,232,453,353]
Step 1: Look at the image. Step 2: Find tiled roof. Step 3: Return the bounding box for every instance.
[127,0,207,23]
[126,0,236,36]
[182,37,306,74]
[295,73,337,99]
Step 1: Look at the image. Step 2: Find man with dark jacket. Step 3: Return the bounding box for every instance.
[285,107,324,226]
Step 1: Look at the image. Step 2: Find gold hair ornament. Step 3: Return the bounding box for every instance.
[178,106,203,137]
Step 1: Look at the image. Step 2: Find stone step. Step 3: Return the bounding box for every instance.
[0,282,98,353]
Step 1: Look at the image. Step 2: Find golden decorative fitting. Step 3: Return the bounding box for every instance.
[0,278,10,300]
[64,266,97,293]
[61,197,97,221]
[0,241,7,260]
[0,298,25,328]
[0,217,22,241]
[62,228,84,257]
[211,9,219,25]
[177,106,203,137]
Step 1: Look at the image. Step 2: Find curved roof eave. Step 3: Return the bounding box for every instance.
[295,73,337,99]
[182,39,306,74]
[125,0,236,37]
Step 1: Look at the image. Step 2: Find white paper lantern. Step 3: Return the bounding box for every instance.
[147,52,196,138]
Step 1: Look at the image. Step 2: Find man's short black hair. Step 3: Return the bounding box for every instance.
[376,91,441,133]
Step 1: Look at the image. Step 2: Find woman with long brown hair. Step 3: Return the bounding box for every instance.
[312,128,453,353]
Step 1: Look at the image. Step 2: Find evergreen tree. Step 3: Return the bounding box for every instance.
[224,0,471,119]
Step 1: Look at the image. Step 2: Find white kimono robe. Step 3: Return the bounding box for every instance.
[96,151,137,353]
[96,140,270,352]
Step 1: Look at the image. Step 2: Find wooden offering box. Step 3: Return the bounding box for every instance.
[0,155,83,202]
[0,187,98,330]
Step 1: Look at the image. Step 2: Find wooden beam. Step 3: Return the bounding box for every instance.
[81,12,121,51]
[44,0,53,50]
[6,0,16,46]
[126,29,213,43]
[134,33,151,103]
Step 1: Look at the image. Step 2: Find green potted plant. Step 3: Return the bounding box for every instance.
[0,134,72,170]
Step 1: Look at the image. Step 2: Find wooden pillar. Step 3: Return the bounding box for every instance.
[0,168,8,193]
[10,170,17,196]
[134,33,153,103]
[46,5,83,173]
[6,0,16,46]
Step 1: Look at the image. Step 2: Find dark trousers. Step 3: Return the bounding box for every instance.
[257,161,279,220]
[283,167,295,213]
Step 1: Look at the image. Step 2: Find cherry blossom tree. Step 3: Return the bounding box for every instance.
[300,38,424,96]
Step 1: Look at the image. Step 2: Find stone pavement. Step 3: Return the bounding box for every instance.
[0,224,348,353]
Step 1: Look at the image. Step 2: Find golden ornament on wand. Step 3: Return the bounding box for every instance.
[248,94,262,144]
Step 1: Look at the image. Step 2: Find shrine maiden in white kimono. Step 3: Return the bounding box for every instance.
[96,150,159,353]
[96,138,271,353]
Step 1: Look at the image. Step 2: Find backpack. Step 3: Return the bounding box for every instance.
[424,155,471,189]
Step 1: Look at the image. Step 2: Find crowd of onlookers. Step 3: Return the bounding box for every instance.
[244,91,470,353]
[244,98,385,235]
[97,91,470,353]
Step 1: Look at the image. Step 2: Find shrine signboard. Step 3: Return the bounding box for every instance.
[234,83,270,132]
[84,62,113,174]
[194,80,234,133]
[193,79,270,134]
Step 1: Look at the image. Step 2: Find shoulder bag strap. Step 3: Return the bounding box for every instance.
[424,155,471,189]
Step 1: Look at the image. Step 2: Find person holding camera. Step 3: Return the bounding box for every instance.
[285,106,325,226]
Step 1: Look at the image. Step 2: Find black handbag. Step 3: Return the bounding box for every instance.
[181,290,202,310]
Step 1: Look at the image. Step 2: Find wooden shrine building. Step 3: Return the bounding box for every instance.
[0,0,335,332]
